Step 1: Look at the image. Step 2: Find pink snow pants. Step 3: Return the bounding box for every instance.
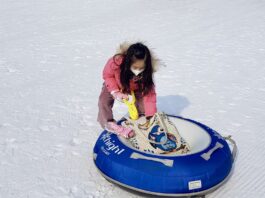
[97,83,145,129]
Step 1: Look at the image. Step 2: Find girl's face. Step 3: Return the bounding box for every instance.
[131,59,145,70]
[130,57,146,76]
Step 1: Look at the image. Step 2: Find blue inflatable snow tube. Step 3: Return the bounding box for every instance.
[93,115,237,197]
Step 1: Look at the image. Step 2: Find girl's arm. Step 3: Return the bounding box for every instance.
[102,57,120,93]
[143,86,157,117]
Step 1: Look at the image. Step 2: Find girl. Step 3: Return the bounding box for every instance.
[97,41,160,139]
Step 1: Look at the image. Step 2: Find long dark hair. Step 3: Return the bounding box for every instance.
[113,42,155,95]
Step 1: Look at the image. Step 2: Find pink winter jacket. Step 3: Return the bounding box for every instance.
[102,55,157,117]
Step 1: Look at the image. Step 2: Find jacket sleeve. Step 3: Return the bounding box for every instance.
[143,85,157,117]
[102,57,120,93]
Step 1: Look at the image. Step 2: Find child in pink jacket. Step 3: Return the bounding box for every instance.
[97,42,160,139]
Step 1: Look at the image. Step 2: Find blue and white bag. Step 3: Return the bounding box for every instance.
[122,112,190,155]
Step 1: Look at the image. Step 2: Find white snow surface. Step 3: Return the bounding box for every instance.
[1,0,265,197]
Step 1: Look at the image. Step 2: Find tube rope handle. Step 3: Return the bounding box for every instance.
[224,135,238,162]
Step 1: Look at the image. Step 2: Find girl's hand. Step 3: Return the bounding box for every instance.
[111,91,129,101]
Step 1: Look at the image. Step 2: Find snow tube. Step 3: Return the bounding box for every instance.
[93,115,237,197]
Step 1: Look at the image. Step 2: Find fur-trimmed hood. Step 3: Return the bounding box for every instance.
[114,41,162,72]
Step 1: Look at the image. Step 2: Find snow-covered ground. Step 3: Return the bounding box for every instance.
[1,0,265,197]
